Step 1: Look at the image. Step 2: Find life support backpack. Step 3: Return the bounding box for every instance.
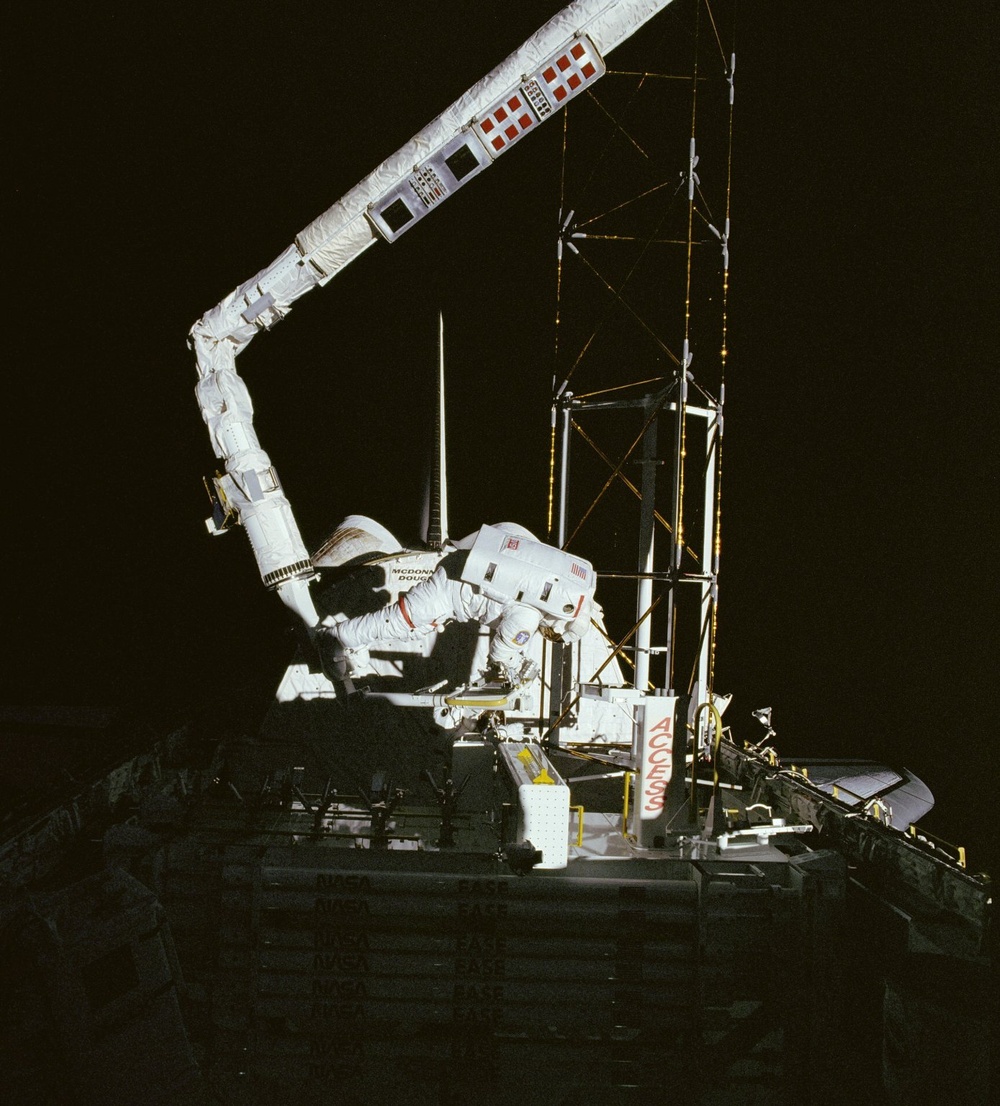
[460,524,596,626]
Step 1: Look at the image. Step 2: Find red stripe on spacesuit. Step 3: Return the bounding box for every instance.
[398,595,416,629]
[574,594,585,618]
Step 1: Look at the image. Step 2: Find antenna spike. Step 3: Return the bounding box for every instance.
[420,312,450,549]
[436,311,449,547]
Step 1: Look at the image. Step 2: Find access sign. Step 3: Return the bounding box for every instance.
[635,695,678,846]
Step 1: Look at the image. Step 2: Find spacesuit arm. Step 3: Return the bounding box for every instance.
[490,604,542,665]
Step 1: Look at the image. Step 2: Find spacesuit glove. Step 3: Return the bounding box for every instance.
[511,659,539,687]
[484,659,515,688]
[484,657,539,689]
[340,645,371,676]
[314,613,346,645]
[317,620,372,678]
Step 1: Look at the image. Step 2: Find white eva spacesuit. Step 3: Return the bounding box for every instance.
[328,523,597,685]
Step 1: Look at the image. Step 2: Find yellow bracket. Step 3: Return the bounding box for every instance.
[533,768,555,785]
[572,805,585,847]
[622,770,633,835]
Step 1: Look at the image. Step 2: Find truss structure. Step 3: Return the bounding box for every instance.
[548,1,736,750]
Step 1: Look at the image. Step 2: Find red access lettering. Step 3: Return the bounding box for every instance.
[642,714,673,814]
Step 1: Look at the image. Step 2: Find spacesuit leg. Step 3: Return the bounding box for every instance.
[332,566,457,651]
[391,567,462,629]
[336,603,412,649]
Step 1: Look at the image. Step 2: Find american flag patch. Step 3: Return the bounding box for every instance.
[571,562,588,580]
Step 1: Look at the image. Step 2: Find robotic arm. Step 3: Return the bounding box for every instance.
[189,0,678,629]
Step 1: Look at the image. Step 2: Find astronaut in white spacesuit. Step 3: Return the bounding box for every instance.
[325,523,596,688]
